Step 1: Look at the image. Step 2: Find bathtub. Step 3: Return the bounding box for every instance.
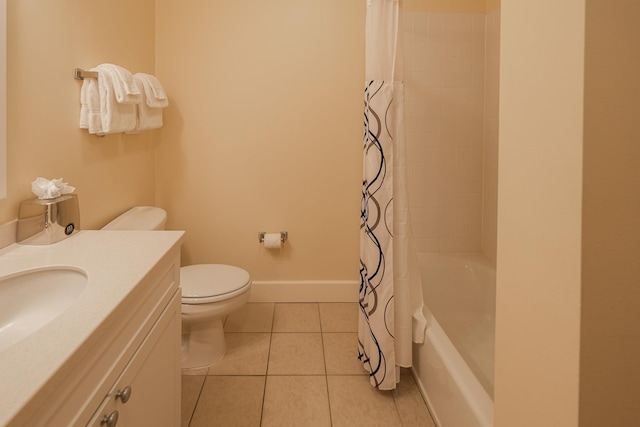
[411,253,495,427]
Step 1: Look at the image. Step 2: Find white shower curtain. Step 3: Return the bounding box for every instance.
[358,0,427,390]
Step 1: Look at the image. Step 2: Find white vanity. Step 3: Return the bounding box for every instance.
[0,230,185,427]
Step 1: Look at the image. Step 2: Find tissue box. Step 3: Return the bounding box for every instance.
[17,194,80,244]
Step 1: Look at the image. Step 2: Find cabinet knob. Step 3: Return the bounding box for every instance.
[116,385,132,404]
[100,410,119,427]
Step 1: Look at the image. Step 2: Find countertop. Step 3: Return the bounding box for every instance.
[0,230,185,426]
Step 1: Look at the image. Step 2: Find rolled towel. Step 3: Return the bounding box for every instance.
[96,66,137,133]
[134,73,169,108]
[96,64,142,104]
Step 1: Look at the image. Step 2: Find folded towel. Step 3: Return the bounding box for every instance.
[131,74,164,131]
[96,66,137,133]
[97,64,142,104]
[79,70,102,134]
[134,73,169,108]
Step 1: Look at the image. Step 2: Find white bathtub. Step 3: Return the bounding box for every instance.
[411,253,495,427]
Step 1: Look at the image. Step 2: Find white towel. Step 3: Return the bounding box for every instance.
[97,64,142,104]
[96,65,137,133]
[79,70,102,134]
[134,73,169,108]
[131,74,164,131]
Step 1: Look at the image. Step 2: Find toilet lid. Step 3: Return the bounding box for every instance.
[181,264,251,300]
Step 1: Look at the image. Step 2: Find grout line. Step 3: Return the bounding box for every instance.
[391,376,406,426]
[186,375,207,427]
[257,302,277,425]
[317,303,335,425]
[183,302,434,426]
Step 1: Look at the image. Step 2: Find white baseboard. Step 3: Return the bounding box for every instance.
[248,280,359,303]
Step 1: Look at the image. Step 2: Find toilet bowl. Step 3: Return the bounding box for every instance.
[180,264,251,368]
[102,206,252,370]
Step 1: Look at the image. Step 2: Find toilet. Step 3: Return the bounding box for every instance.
[102,206,252,370]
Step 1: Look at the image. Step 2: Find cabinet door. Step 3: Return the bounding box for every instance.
[88,292,181,427]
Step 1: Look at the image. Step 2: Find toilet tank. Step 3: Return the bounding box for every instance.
[101,206,167,231]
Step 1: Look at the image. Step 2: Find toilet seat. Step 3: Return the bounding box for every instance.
[181,264,251,304]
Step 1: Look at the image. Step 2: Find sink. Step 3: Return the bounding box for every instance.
[0,267,88,352]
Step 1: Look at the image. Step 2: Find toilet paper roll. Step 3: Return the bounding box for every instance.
[263,233,282,249]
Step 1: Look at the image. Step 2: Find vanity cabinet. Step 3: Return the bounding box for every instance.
[87,292,180,427]
[11,242,183,427]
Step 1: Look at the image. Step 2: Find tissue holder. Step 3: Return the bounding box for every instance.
[17,194,80,245]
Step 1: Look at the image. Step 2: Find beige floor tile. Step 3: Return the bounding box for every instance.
[327,375,402,427]
[181,375,205,427]
[268,333,325,375]
[323,333,367,375]
[189,376,264,427]
[273,303,321,332]
[224,303,274,332]
[393,369,436,427]
[319,303,359,332]
[208,333,271,375]
[261,376,331,427]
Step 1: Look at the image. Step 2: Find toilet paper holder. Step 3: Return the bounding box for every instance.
[258,231,288,243]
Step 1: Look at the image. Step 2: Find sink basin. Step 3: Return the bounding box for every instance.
[0,267,88,352]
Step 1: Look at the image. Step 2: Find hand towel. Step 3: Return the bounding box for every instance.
[79,70,102,134]
[131,74,164,131]
[96,65,137,133]
[96,64,142,104]
[134,73,169,108]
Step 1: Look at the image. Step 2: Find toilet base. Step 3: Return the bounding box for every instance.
[181,317,226,370]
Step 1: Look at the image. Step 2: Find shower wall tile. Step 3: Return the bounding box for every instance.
[426,13,445,42]
[444,13,474,43]
[418,238,439,252]
[483,8,501,264]
[404,10,487,254]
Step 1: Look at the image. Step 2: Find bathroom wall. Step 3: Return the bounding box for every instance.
[154,0,364,285]
[485,0,501,12]
[580,0,640,424]
[482,9,500,264]
[0,0,157,229]
[405,0,487,13]
[496,1,640,424]
[403,0,499,261]
[495,0,585,425]
[403,10,486,254]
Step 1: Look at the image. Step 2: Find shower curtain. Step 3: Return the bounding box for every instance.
[358,0,426,390]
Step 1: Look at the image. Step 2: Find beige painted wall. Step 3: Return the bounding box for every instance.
[0,0,156,228]
[581,0,640,424]
[495,0,584,426]
[486,0,501,12]
[154,0,364,281]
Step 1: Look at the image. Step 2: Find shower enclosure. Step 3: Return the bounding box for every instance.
[403,7,500,427]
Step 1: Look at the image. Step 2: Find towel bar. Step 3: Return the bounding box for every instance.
[74,68,98,80]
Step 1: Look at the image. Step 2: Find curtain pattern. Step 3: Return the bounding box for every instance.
[359,80,396,390]
[359,0,426,391]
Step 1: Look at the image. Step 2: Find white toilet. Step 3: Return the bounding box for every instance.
[102,206,252,370]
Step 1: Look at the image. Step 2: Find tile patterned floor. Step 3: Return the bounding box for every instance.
[181,303,436,427]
